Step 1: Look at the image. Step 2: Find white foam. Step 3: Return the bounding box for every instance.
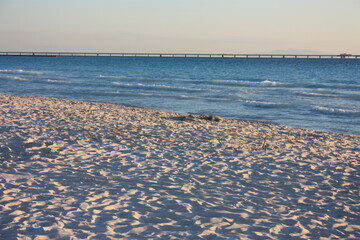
[0,69,42,75]
[99,74,128,79]
[315,88,337,94]
[0,75,28,81]
[177,95,231,102]
[101,91,153,97]
[209,79,287,87]
[298,91,360,99]
[312,106,360,115]
[250,79,286,87]
[298,91,342,98]
[244,100,291,108]
[111,82,206,92]
[46,79,70,84]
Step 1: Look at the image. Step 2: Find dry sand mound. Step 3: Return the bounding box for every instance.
[0,94,359,239]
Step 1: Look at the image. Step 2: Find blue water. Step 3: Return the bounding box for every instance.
[1,56,359,135]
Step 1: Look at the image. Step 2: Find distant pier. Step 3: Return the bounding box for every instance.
[0,51,359,59]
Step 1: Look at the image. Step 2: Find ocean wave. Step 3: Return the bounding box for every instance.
[314,88,338,93]
[226,93,247,100]
[99,75,175,82]
[0,69,43,75]
[46,79,71,84]
[99,75,128,79]
[312,106,360,115]
[301,82,360,90]
[207,80,243,86]
[333,84,360,90]
[244,100,292,108]
[135,77,174,81]
[111,82,207,92]
[297,91,342,98]
[176,95,232,102]
[206,79,288,88]
[250,79,287,87]
[297,91,360,99]
[0,75,28,81]
[96,91,154,97]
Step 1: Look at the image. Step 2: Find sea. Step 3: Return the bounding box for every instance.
[0,56,359,135]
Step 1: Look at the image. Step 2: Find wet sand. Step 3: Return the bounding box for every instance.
[0,93,359,239]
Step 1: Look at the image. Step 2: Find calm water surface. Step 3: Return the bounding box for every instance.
[0,56,359,135]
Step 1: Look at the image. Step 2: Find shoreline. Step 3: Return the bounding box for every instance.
[1,93,358,137]
[1,93,359,239]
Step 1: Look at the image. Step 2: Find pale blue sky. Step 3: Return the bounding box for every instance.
[1,0,359,53]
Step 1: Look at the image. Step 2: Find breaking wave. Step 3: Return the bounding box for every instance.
[297,91,360,99]
[176,95,232,102]
[312,106,360,116]
[244,100,293,108]
[206,79,289,88]
[99,75,175,82]
[46,79,71,84]
[0,69,43,75]
[0,75,28,81]
[99,75,128,79]
[111,82,207,92]
[95,91,154,97]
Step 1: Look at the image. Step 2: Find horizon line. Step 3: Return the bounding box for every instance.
[1,51,359,59]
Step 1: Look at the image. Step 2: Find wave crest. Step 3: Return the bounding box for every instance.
[111,82,207,92]
[99,75,128,79]
[207,79,288,88]
[0,69,42,75]
[244,100,292,108]
[0,75,28,81]
[46,79,71,84]
[298,91,360,99]
[312,106,360,115]
[251,79,285,87]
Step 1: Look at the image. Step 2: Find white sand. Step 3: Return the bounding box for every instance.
[0,93,359,239]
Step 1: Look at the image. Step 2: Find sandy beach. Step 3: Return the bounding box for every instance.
[0,93,359,239]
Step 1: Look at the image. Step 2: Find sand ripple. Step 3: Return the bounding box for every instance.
[0,94,359,239]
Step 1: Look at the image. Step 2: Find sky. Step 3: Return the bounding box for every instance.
[0,0,359,54]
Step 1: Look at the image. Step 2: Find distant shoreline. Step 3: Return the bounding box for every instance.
[1,51,359,59]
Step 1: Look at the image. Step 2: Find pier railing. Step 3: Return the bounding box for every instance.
[0,51,359,59]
